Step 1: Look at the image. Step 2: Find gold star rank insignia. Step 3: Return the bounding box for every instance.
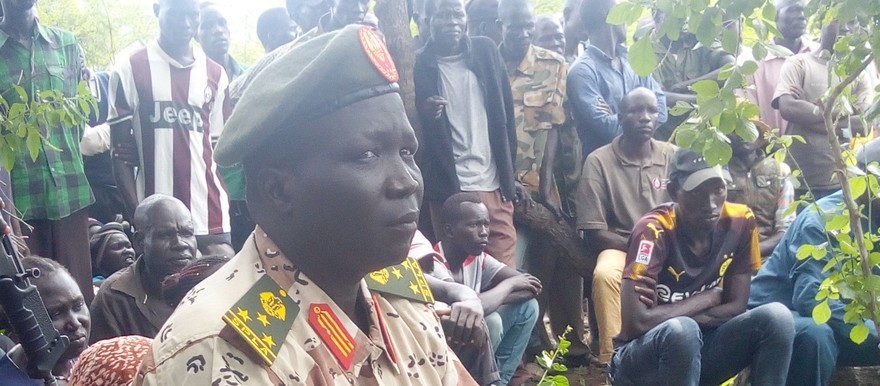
[257,312,270,327]
[223,275,298,365]
[366,257,434,304]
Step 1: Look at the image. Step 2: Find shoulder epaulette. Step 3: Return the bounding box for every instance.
[366,257,435,304]
[222,274,299,365]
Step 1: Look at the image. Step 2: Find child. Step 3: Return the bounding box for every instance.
[427,192,540,385]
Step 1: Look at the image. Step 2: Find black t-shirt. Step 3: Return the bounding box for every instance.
[622,202,760,305]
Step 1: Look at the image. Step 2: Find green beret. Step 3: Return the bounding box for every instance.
[215,24,400,166]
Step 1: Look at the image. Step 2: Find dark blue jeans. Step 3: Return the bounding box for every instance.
[788,313,880,386]
[610,303,795,385]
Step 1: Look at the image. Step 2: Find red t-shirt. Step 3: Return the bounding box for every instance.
[622,202,761,305]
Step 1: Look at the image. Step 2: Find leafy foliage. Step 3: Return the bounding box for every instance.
[536,326,572,386]
[610,0,880,342]
[0,82,96,171]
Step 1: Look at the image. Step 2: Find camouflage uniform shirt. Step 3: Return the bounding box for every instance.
[506,45,567,192]
[135,226,473,386]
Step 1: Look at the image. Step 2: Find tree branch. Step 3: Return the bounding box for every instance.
[822,56,878,327]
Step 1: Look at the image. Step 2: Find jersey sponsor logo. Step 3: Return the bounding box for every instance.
[147,101,205,132]
[636,240,654,265]
[656,276,722,303]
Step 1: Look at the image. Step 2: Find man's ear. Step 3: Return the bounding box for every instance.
[256,166,298,216]
[442,223,454,240]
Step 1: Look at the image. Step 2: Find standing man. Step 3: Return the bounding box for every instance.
[415,0,530,268]
[197,2,245,82]
[0,0,95,302]
[773,19,874,200]
[109,0,232,255]
[576,88,676,366]
[746,0,817,133]
[229,0,370,104]
[134,25,476,385]
[256,7,298,53]
[612,148,795,385]
[198,1,250,252]
[567,0,667,161]
[498,0,589,361]
[286,0,329,34]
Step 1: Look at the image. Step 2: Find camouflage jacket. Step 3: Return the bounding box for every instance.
[507,45,567,187]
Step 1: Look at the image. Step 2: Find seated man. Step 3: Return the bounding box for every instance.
[134,25,474,384]
[575,87,676,365]
[412,230,501,386]
[749,139,880,386]
[612,148,794,385]
[425,192,540,385]
[89,194,197,343]
[726,125,795,258]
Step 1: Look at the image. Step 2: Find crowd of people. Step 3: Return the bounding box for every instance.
[0,0,877,384]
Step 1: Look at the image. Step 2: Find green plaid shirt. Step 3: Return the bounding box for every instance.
[0,23,93,220]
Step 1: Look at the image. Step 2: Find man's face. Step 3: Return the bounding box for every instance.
[446,202,490,256]
[100,233,136,276]
[499,4,536,55]
[674,178,727,230]
[284,93,423,274]
[141,202,197,281]
[619,91,659,142]
[198,6,230,58]
[331,0,368,26]
[429,0,467,48]
[776,1,806,40]
[156,0,200,46]
[533,19,565,55]
[269,19,299,50]
[36,272,90,362]
[1,0,35,13]
[290,0,329,32]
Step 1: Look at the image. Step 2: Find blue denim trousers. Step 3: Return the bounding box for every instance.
[609,303,794,386]
[485,298,539,385]
[788,313,880,386]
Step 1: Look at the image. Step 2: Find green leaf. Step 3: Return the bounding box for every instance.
[691,79,720,96]
[761,1,776,21]
[813,299,832,324]
[696,8,722,48]
[752,41,767,61]
[825,214,850,232]
[25,127,41,162]
[851,322,870,344]
[797,244,816,260]
[703,136,732,165]
[606,2,642,25]
[669,101,694,117]
[551,363,568,372]
[629,36,657,77]
[721,29,739,54]
[863,275,880,292]
[740,60,759,76]
[849,176,868,199]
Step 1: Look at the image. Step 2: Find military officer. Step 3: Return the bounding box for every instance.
[134,25,477,385]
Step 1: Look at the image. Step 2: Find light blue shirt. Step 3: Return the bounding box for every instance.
[566,44,668,159]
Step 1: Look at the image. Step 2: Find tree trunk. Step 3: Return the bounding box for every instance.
[514,204,595,281]
[374,0,422,141]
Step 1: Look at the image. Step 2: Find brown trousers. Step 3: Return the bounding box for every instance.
[22,208,94,304]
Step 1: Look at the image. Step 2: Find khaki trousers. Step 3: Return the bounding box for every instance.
[592,248,625,363]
